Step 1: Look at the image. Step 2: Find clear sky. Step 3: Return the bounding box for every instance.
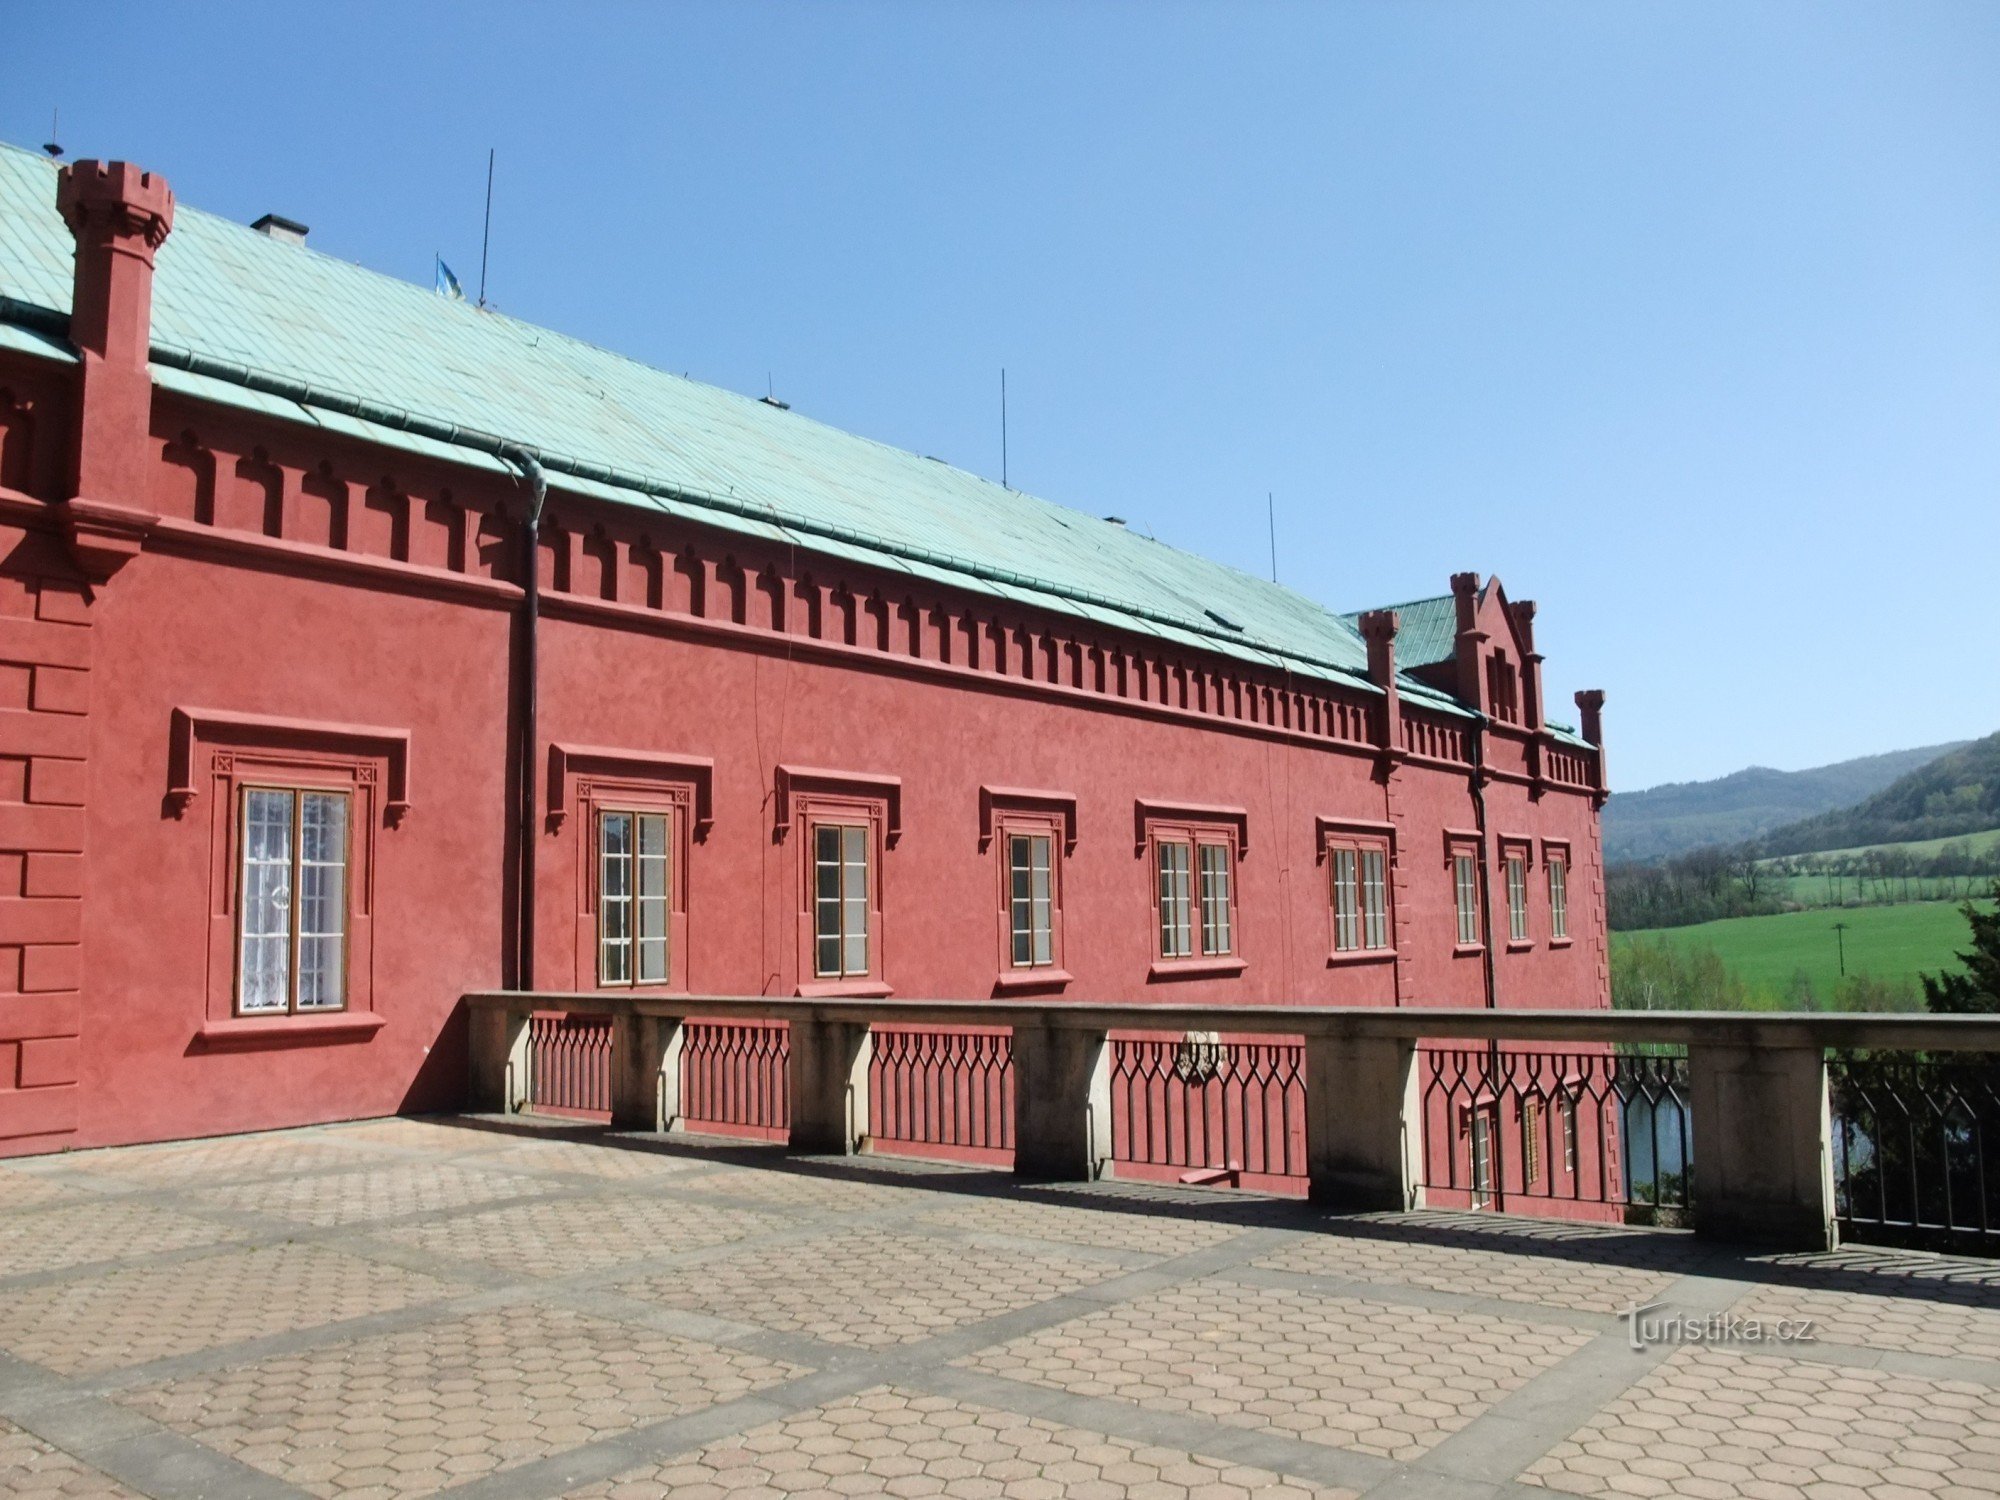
[6,2,1996,790]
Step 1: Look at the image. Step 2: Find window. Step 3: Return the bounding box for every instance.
[1561,1093,1578,1173]
[1199,843,1233,956]
[1470,1107,1495,1208]
[1522,1097,1542,1187]
[1332,848,1361,951]
[1329,839,1391,953]
[1453,852,1481,947]
[1009,833,1055,967]
[1156,836,1235,960]
[1548,853,1570,940]
[1158,839,1193,958]
[598,810,670,986]
[1139,801,1246,975]
[814,823,871,977]
[1506,854,1530,943]
[238,787,349,1014]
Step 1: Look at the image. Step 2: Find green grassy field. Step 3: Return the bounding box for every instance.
[1618,898,1978,994]
[1755,826,2000,867]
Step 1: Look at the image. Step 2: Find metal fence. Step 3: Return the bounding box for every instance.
[1831,1054,2000,1253]
[1417,1045,1691,1221]
[1108,1035,1308,1188]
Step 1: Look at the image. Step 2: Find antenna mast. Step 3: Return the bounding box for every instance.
[477,148,495,309]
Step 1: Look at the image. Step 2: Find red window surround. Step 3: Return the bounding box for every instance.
[1445,828,1484,956]
[550,746,710,994]
[1316,815,1396,966]
[174,708,403,1047]
[1499,834,1536,951]
[1542,838,1573,947]
[980,787,1077,994]
[1138,800,1247,981]
[777,766,897,998]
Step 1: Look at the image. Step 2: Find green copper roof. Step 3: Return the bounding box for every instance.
[1342,594,1461,671]
[0,142,1487,715]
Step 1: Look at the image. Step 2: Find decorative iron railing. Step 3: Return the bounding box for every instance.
[1109,1035,1307,1188]
[678,1021,790,1140]
[1416,1045,1690,1222]
[868,1025,1014,1162]
[527,1011,613,1118]
[1831,1054,2000,1253]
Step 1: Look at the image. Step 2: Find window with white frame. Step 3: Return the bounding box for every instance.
[1548,852,1570,940]
[1008,832,1055,968]
[1506,853,1530,942]
[814,823,871,977]
[598,809,670,986]
[1198,842,1233,956]
[1158,838,1193,958]
[1329,836,1392,953]
[238,787,349,1014]
[1452,851,1481,947]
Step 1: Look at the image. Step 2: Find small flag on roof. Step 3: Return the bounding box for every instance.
[434,256,464,300]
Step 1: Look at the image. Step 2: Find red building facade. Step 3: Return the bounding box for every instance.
[0,150,1609,1159]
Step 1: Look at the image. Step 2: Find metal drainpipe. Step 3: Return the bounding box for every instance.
[1467,711,1503,1210]
[501,448,547,992]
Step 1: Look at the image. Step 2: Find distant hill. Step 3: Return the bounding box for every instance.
[1604,742,1968,864]
[1757,731,2000,857]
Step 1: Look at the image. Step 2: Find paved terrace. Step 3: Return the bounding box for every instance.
[1,1117,1997,1500]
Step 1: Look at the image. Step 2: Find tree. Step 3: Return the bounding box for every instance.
[1921,882,2000,1014]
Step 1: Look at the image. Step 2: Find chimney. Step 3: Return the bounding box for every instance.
[1508,598,1545,733]
[251,213,308,246]
[1575,689,1608,795]
[56,160,174,506]
[1449,570,1488,714]
[1357,608,1401,758]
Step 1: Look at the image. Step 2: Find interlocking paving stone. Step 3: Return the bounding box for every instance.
[52,1132,373,1187]
[1731,1247,2000,1365]
[0,1199,250,1278]
[919,1195,1250,1255]
[1519,1345,2000,1498]
[0,1417,143,1498]
[1254,1224,1686,1315]
[566,1384,1356,1500]
[619,1226,1125,1347]
[381,1193,781,1277]
[0,1167,91,1210]
[203,1160,560,1227]
[670,1165,950,1212]
[0,1242,471,1376]
[483,1138,712,1181]
[115,1301,802,1496]
[961,1277,1593,1460]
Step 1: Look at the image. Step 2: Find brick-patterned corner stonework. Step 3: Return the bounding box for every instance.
[0,541,92,1153]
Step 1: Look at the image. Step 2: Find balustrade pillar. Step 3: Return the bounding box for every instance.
[1687,1042,1834,1249]
[788,1018,872,1154]
[1011,1023,1111,1180]
[468,1003,531,1114]
[610,1011,682,1132]
[1305,1033,1419,1209]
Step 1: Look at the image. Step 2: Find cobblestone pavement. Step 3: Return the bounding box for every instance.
[0,1116,1995,1500]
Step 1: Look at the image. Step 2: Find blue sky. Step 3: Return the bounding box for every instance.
[6,2,1997,790]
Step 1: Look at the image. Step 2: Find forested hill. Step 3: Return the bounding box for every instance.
[1603,742,1966,864]
[1755,731,2000,857]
